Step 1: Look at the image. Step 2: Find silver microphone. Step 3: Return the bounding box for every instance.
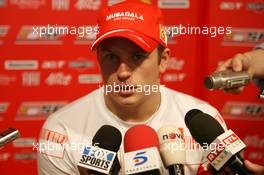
[204,71,251,90]
[0,128,20,147]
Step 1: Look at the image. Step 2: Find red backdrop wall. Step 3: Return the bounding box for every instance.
[0,0,263,174]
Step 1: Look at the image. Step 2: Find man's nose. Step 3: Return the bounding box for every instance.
[116,62,132,82]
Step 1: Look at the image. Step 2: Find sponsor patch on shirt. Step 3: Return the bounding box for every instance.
[38,129,68,158]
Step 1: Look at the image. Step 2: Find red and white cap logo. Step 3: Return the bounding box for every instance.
[91,1,167,52]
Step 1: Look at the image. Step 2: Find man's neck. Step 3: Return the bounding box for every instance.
[104,92,161,122]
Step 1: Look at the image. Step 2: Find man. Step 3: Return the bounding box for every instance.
[38,1,227,174]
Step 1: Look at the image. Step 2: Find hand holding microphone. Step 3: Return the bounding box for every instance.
[216,49,264,80]
[209,48,264,95]
[204,70,251,90]
[244,160,264,175]
[185,109,264,174]
[185,109,253,175]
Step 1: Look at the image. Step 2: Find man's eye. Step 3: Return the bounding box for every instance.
[132,53,148,62]
[103,53,119,62]
[109,54,118,61]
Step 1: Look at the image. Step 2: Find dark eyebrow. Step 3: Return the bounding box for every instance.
[97,48,117,57]
[133,46,148,53]
[132,51,150,56]
[99,46,113,52]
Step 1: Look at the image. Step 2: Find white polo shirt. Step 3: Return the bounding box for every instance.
[37,86,227,175]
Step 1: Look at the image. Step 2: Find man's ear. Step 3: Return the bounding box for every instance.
[159,48,170,73]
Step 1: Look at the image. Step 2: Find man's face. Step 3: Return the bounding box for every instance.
[97,37,164,107]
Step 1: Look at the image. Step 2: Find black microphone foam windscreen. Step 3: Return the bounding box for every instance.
[185,109,225,145]
[184,109,203,128]
[92,125,122,152]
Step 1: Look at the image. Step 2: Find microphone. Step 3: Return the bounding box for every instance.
[124,125,166,175]
[185,109,253,175]
[0,128,20,147]
[77,125,122,175]
[158,126,185,175]
[204,70,250,90]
